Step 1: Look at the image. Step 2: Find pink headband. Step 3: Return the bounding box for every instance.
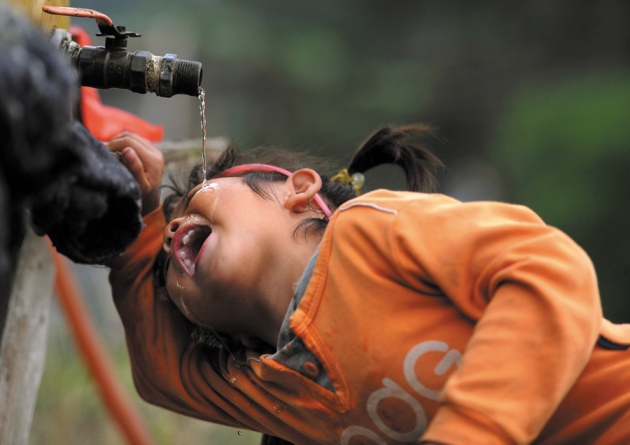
[211,163,333,219]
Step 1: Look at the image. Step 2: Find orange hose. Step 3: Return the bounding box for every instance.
[50,242,153,445]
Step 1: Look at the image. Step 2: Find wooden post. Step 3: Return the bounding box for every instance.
[0,228,55,445]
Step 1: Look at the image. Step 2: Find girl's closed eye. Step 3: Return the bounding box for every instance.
[168,186,204,222]
[181,188,198,211]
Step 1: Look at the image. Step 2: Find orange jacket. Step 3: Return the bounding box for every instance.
[108,190,630,444]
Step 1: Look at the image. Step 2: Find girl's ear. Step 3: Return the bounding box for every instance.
[284,168,323,213]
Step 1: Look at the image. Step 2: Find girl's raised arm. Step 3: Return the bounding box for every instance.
[107,132,165,215]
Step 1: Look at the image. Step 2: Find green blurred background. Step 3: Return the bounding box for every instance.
[29,1,630,444]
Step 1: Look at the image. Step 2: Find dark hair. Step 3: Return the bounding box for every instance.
[155,124,443,348]
[163,123,442,223]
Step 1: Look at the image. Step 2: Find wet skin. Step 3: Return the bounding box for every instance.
[162,175,322,347]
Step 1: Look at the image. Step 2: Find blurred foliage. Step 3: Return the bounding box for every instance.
[27,0,630,442]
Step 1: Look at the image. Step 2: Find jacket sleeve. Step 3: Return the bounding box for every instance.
[105,207,269,431]
[389,194,602,445]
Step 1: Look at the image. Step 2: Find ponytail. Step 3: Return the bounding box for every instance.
[321,124,443,209]
[350,124,442,192]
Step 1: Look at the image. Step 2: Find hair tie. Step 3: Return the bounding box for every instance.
[330,168,365,196]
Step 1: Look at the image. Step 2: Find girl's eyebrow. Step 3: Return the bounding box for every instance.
[181,186,200,208]
[171,189,195,220]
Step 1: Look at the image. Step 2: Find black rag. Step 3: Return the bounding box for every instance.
[30,121,143,264]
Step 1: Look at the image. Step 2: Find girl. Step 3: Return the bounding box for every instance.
[106,125,630,445]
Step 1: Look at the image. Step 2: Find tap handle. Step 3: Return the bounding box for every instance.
[42,6,140,40]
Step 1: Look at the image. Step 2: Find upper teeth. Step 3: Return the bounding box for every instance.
[180,229,196,270]
[182,229,194,245]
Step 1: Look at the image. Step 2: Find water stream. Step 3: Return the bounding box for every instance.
[198,87,208,184]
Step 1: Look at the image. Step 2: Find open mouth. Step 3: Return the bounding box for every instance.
[173,224,212,275]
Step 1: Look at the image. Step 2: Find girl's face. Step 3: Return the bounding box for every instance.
[162,177,304,339]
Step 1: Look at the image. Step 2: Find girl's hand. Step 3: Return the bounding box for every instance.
[107,132,164,215]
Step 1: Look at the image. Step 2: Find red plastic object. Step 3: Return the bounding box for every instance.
[70,26,164,142]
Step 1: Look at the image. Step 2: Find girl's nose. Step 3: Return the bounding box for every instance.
[163,218,182,253]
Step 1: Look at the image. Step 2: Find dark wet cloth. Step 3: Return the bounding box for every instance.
[30,121,142,264]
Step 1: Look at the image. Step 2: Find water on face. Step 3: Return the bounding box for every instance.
[198,87,208,184]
